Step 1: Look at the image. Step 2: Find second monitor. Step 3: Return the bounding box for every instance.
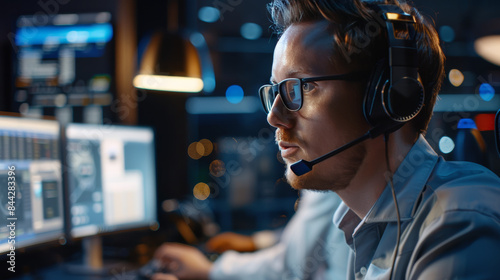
[64,123,157,239]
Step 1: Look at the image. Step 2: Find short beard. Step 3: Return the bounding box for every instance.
[284,143,367,192]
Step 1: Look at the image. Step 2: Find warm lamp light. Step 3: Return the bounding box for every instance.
[133,74,203,93]
[474,35,500,66]
[133,32,204,93]
[474,18,500,66]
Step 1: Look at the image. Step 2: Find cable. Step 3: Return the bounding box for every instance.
[385,133,401,280]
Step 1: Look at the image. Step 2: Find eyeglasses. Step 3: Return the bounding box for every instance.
[259,71,368,114]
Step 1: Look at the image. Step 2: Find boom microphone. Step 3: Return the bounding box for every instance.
[290,123,401,176]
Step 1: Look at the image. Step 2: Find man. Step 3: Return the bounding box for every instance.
[261,0,500,279]
[152,190,350,280]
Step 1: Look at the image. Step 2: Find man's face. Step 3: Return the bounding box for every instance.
[268,21,369,191]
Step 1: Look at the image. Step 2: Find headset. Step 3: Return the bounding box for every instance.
[363,4,423,280]
[363,4,425,132]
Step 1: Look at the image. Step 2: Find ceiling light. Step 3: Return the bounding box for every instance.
[133,32,203,93]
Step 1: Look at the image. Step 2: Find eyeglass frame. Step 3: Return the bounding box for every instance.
[259,71,369,114]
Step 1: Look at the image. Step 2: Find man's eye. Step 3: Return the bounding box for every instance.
[302,83,314,92]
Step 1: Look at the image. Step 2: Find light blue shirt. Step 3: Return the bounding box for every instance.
[334,135,500,279]
[210,190,350,280]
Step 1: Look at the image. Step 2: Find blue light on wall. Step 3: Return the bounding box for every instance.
[198,7,220,23]
[479,83,495,102]
[439,25,455,43]
[240,23,262,40]
[226,85,244,104]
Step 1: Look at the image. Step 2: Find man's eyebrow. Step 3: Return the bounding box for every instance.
[270,70,309,84]
[286,69,306,77]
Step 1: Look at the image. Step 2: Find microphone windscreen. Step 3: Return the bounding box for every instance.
[291,160,312,176]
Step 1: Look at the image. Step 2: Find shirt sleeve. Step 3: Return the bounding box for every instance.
[209,244,287,280]
[251,229,282,250]
[209,190,350,280]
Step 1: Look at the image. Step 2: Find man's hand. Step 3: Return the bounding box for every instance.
[205,232,257,253]
[154,243,213,280]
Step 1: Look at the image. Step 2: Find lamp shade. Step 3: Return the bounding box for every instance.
[474,19,500,66]
[133,32,204,93]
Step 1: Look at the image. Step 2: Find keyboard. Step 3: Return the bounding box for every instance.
[136,259,170,279]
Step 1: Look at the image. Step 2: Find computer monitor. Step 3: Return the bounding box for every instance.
[63,123,157,273]
[64,123,158,238]
[0,115,64,253]
[11,12,115,122]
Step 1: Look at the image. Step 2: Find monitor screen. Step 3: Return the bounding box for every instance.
[0,116,64,253]
[64,123,157,238]
[11,12,114,121]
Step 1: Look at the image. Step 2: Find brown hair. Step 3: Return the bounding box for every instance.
[268,0,445,134]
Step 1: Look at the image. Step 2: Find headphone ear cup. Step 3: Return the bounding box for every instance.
[384,75,424,122]
[363,59,390,127]
[363,59,425,128]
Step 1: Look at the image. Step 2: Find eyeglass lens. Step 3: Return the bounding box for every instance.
[281,80,301,111]
[260,79,303,113]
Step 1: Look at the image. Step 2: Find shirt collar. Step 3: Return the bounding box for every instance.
[334,135,440,235]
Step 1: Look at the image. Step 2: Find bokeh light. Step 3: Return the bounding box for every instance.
[448,69,464,87]
[203,77,216,93]
[439,25,455,43]
[479,83,495,101]
[198,6,220,23]
[162,199,179,212]
[193,182,210,200]
[240,22,262,40]
[195,142,205,156]
[188,141,204,160]
[190,32,205,47]
[226,85,244,104]
[209,160,226,177]
[439,136,455,154]
[199,139,214,156]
